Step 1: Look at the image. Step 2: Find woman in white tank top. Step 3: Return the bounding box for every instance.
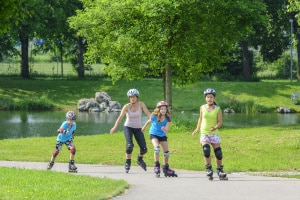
[110,89,151,173]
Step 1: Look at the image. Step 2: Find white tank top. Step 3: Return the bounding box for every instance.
[124,102,142,128]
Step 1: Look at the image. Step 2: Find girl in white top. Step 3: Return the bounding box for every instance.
[110,89,151,173]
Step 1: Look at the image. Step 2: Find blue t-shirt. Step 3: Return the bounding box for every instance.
[149,115,168,137]
[56,121,76,142]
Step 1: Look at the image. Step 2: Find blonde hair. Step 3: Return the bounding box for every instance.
[152,106,171,122]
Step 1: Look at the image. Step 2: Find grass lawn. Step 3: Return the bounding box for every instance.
[1,77,300,199]
[1,77,300,113]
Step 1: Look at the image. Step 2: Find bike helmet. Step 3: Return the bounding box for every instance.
[156,101,168,108]
[127,88,139,97]
[66,111,77,120]
[204,88,216,97]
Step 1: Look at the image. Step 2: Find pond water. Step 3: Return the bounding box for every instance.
[0,110,299,139]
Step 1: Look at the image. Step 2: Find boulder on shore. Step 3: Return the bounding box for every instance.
[78,92,121,112]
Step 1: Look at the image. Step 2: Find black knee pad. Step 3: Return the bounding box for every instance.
[126,143,134,154]
[140,147,147,155]
[214,147,223,160]
[203,144,210,158]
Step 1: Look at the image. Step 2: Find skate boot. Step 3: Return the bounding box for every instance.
[47,161,54,170]
[125,159,131,173]
[154,161,161,178]
[137,156,147,171]
[69,160,77,173]
[217,165,228,180]
[162,164,178,177]
[205,164,213,180]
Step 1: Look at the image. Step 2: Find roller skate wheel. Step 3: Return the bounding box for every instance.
[208,176,213,180]
[156,174,160,178]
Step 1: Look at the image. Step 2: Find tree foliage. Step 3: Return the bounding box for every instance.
[70,0,266,105]
[0,0,23,34]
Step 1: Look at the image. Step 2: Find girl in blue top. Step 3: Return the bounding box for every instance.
[142,101,177,177]
[47,111,78,173]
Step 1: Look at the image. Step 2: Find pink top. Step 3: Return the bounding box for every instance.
[124,102,142,128]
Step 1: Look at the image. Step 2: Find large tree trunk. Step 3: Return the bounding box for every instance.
[20,34,30,78]
[162,69,166,100]
[59,41,64,77]
[295,26,300,81]
[165,63,172,109]
[241,41,251,81]
[77,37,85,78]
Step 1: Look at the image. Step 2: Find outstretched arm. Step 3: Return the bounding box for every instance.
[140,102,151,118]
[110,104,128,134]
[142,118,152,132]
[192,107,202,136]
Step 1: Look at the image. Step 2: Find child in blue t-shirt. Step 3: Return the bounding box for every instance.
[47,111,78,172]
[142,101,177,177]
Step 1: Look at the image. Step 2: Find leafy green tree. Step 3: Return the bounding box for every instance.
[288,0,300,80]
[34,0,84,77]
[3,0,82,78]
[0,0,23,34]
[69,0,266,107]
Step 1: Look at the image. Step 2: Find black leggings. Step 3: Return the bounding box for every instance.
[124,126,147,155]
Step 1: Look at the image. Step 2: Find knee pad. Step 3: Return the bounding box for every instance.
[140,147,147,155]
[203,144,211,158]
[154,146,160,154]
[214,147,223,160]
[126,143,134,154]
[70,147,76,155]
[164,151,170,158]
[53,149,59,157]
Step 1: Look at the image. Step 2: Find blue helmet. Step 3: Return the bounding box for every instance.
[204,88,216,97]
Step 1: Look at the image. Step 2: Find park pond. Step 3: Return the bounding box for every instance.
[0,110,300,139]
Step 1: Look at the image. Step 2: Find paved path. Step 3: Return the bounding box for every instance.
[1,161,300,200]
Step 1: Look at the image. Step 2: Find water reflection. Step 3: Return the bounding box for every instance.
[0,111,299,139]
[223,113,300,126]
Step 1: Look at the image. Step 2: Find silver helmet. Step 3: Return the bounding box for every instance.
[127,88,139,97]
[66,111,77,120]
[204,88,216,97]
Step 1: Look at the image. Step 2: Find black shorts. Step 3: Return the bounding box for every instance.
[150,134,168,142]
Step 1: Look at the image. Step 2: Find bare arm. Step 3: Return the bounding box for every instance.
[161,121,171,134]
[140,101,151,118]
[141,118,152,132]
[192,107,202,136]
[209,108,223,132]
[110,104,128,134]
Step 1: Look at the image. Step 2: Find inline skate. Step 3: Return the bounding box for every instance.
[69,160,77,173]
[137,156,147,171]
[47,161,54,170]
[217,165,228,180]
[205,164,213,180]
[125,159,131,173]
[154,161,160,178]
[162,164,177,177]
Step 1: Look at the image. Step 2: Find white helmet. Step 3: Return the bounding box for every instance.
[204,88,216,97]
[66,111,77,120]
[127,89,139,97]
